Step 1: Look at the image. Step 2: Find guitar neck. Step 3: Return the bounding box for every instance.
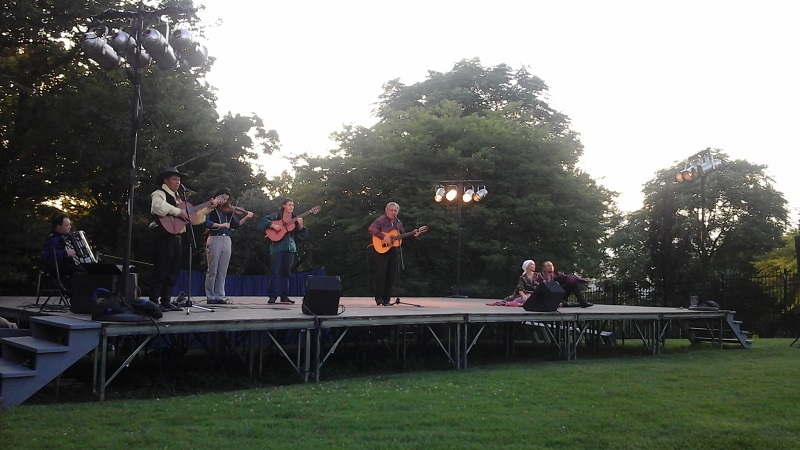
[282,209,315,224]
[186,199,214,215]
[394,230,418,241]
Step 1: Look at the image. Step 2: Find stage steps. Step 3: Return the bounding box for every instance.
[680,314,752,349]
[0,316,101,407]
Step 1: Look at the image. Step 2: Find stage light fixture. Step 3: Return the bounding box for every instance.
[474,186,488,201]
[462,186,475,203]
[170,29,208,67]
[445,185,458,202]
[141,28,178,70]
[81,31,121,70]
[434,185,445,202]
[675,156,722,183]
[109,31,151,68]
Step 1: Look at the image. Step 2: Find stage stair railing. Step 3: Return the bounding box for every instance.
[678,312,752,349]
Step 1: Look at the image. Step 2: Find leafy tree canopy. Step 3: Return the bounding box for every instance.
[607,149,790,290]
[289,59,612,298]
[1,1,278,292]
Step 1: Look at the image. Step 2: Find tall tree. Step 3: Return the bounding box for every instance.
[607,149,790,301]
[0,1,277,293]
[290,59,612,298]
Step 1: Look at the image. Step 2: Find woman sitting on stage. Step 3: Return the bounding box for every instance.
[487,259,543,307]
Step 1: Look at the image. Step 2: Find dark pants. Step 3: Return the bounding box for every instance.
[269,251,295,298]
[150,232,182,304]
[562,283,587,305]
[374,247,399,302]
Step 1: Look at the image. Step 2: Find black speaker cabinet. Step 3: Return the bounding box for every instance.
[303,275,342,315]
[522,281,565,312]
[69,272,138,314]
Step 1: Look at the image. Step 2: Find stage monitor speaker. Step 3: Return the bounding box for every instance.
[302,275,342,315]
[522,281,565,312]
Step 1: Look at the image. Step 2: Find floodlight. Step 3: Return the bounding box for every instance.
[81,32,121,71]
[109,31,151,67]
[473,186,488,201]
[462,186,475,203]
[170,29,208,67]
[141,29,178,70]
[675,154,722,183]
[434,185,445,202]
[445,185,458,202]
[695,157,722,178]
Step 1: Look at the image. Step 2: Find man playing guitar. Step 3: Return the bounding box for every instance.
[368,201,427,306]
[149,166,219,312]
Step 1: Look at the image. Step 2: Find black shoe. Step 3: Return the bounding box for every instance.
[375,298,383,306]
[280,297,295,304]
[160,302,182,312]
[267,297,277,304]
[382,298,394,306]
[208,299,229,305]
[580,302,594,308]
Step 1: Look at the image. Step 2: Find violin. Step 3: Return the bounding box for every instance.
[218,204,255,217]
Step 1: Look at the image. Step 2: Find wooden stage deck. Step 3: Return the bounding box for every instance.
[0,295,741,400]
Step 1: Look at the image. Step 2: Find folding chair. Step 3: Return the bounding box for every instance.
[35,253,71,312]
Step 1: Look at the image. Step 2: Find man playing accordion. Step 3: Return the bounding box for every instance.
[41,213,87,284]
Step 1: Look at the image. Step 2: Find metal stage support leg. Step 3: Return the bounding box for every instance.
[94,332,154,401]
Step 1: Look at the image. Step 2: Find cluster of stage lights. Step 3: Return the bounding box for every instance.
[674,155,723,183]
[81,26,208,71]
[434,184,488,203]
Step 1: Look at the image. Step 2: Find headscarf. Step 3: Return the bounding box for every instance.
[521,259,534,274]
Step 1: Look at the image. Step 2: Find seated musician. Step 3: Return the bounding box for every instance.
[487,259,541,307]
[41,213,86,286]
[541,260,593,308]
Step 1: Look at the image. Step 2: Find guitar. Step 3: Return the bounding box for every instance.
[265,205,321,241]
[370,226,429,254]
[158,196,225,235]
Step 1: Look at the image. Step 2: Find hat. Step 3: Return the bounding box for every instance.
[522,259,534,273]
[156,166,187,184]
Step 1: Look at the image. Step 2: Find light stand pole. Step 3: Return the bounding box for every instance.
[121,12,144,302]
[84,4,205,301]
[675,151,722,306]
[433,180,488,297]
[675,151,722,277]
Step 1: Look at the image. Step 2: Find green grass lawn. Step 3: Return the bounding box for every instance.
[2,339,799,449]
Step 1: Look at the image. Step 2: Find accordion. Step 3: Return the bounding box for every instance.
[65,230,97,265]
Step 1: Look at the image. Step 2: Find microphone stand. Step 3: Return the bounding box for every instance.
[180,185,213,314]
[394,298,423,307]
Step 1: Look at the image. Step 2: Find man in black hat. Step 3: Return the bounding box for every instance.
[149,166,219,312]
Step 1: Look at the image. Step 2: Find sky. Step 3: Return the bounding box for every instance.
[196,0,800,223]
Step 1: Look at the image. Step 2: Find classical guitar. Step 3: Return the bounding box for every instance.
[370,226,429,254]
[158,196,225,235]
[265,205,321,241]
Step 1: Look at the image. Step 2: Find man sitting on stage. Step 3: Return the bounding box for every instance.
[541,260,593,308]
[41,213,86,290]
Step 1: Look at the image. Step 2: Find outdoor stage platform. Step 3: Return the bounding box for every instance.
[0,295,745,402]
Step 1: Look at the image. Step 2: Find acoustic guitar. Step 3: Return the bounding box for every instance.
[265,205,321,241]
[370,226,429,254]
[158,196,225,235]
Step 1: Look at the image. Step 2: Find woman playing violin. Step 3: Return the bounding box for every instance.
[203,188,254,305]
